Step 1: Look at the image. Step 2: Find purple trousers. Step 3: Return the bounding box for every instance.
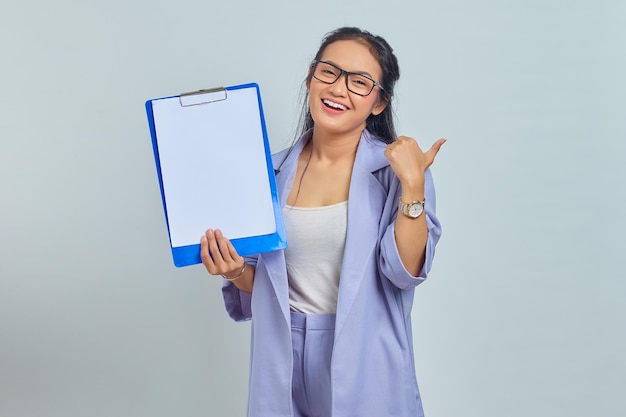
[290,311,336,417]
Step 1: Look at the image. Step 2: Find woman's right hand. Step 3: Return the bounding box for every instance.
[200,229,246,279]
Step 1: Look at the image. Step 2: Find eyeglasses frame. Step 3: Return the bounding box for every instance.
[311,60,385,97]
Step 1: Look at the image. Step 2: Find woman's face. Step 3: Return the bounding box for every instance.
[308,39,387,138]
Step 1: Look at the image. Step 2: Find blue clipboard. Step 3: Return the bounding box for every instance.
[146,83,287,267]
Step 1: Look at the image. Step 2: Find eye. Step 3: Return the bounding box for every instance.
[350,75,372,88]
[321,67,338,77]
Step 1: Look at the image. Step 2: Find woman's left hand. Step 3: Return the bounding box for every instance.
[384,136,446,189]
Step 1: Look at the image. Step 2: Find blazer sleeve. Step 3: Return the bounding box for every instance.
[379,168,442,290]
[221,254,258,321]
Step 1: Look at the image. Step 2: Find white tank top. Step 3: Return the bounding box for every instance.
[282,201,348,314]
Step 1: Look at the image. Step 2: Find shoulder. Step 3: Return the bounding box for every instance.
[272,130,312,169]
[272,147,290,167]
[354,130,392,173]
[361,130,389,154]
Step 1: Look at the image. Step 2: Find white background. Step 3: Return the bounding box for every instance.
[1,1,624,416]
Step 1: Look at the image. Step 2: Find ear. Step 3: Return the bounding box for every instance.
[370,98,388,116]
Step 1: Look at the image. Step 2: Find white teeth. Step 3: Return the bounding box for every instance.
[323,99,346,110]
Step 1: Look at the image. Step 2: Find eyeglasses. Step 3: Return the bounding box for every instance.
[311,60,385,97]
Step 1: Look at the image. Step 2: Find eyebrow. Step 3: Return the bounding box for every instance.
[323,60,375,78]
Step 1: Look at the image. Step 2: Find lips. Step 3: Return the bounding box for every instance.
[322,99,348,111]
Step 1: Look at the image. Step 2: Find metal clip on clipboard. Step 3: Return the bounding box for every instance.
[178,87,228,107]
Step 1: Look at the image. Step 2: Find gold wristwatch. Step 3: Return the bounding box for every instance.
[398,197,425,219]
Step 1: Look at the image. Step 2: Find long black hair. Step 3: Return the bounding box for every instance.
[297,27,401,144]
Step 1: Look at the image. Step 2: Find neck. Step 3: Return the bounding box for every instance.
[309,128,363,164]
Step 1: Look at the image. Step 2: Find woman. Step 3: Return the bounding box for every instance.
[200,27,445,417]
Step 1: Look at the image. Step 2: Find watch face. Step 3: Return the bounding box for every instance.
[408,203,423,218]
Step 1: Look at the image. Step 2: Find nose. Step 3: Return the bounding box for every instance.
[329,72,348,96]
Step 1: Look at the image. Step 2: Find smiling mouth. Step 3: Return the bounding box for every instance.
[322,99,347,111]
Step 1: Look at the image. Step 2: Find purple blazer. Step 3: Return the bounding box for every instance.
[222,129,442,417]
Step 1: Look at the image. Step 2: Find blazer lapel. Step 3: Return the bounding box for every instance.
[260,133,311,325]
[335,131,390,337]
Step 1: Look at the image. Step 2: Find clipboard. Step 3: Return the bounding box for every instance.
[145,83,287,267]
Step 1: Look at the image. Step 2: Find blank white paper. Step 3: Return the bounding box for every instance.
[151,86,276,248]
